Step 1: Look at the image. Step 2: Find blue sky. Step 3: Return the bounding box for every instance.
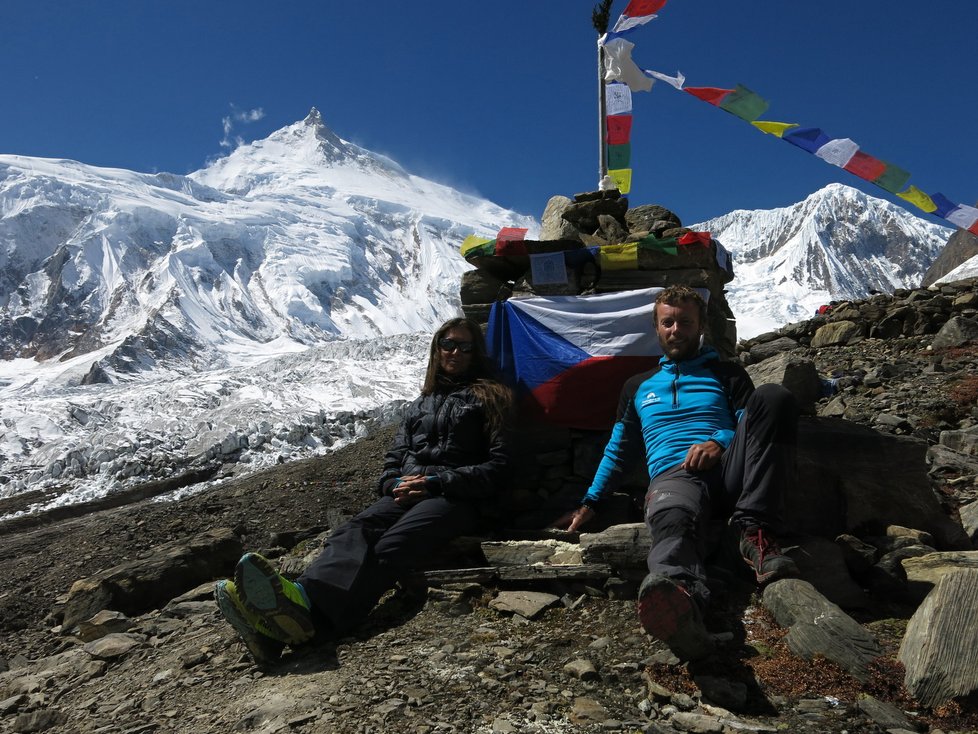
[2,1,976,227]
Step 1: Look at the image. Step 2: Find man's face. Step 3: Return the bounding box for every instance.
[655,300,703,362]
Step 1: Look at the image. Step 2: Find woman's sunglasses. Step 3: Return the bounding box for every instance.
[438,338,474,353]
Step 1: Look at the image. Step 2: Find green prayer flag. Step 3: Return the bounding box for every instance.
[873,163,911,194]
[637,236,678,256]
[719,85,769,122]
[607,143,631,170]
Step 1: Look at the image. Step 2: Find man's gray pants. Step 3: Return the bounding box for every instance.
[643,383,797,607]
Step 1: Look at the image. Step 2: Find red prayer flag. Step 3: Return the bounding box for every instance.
[685,87,734,106]
[969,221,978,236]
[606,115,633,145]
[677,231,712,248]
[497,227,528,243]
[623,0,668,15]
[843,151,887,182]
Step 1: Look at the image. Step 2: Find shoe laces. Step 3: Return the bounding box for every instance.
[745,527,781,568]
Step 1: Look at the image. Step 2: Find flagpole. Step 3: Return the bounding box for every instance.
[598,42,608,184]
[593,0,613,188]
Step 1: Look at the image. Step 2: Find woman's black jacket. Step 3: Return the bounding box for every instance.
[376,383,511,502]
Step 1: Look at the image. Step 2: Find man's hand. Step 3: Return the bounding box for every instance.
[681,440,723,472]
[552,506,595,533]
[392,475,430,507]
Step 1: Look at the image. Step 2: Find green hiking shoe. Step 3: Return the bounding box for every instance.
[235,552,316,646]
[214,580,284,667]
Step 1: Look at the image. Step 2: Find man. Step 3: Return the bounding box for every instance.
[557,285,798,661]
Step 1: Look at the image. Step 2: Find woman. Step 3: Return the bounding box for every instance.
[215,317,513,665]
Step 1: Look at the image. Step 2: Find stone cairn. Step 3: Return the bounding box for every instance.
[459,190,737,523]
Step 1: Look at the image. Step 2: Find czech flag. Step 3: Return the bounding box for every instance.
[488,287,706,430]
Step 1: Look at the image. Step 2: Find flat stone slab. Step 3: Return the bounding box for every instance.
[489,590,561,619]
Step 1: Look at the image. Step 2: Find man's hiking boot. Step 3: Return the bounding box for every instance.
[637,574,714,662]
[214,580,285,667]
[235,552,316,646]
[739,526,798,584]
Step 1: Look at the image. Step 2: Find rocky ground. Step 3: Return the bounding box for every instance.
[2,283,978,734]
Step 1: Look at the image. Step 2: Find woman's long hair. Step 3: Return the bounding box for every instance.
[421,317,512,437]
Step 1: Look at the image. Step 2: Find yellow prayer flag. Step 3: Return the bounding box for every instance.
[608,168,632,194]
[599,242,638,271]
[751,121,799,138]
[460,234,493,257]
[897,185,937,213]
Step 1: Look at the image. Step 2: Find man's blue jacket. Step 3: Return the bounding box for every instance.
[582,347,755,508]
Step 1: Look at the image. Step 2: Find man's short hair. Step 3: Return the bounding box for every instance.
[653,285,707,326]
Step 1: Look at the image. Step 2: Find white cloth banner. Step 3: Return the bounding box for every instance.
[605,82,633,116]
[530,252,569,286]
[612,13,658,33]
[814,138,859,168]
[947,204,978,230]
[642,68,686,90]
[600,37,654,93]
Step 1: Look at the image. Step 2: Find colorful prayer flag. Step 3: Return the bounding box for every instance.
[718,85,769,122]
[600,242,639,270]
[783,127,831,154]
[530,252,569,286]
[842,151,887,182]
[496,227,528,257]
[897,186,937,213]
[606,115,633,145]
[601,37,654,92]
[460,235,495,258]
[607,168,632,194]
[637,236,677,255]
[678,231,712,248]
[607,143,631,170]
[873,163,911,194]
[612,0,668,34]
[814,138,859,168]
[605,82,633,116]
[685,87,733,106]
[946,204,978,231]
[642,68,685,89]
[752,121,799,137]
[930,193,959,219]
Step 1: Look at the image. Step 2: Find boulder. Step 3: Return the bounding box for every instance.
[624,204,682,235]
[939,425,978,457]
[539,195,581,241]
[899,568,978,706]
[787,417,970,550]
[745,353,823,410]
[746,337,799,363]
[579,523,650,572]
[61,527,242,630]
[810,320,863,347]
[960,499,978,547]
[930,315,978,349]
[789,535,869,609]
[762,579,881,680]
[901,550,978,599]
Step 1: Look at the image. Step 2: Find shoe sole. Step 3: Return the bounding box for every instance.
[236,554,316,645]
[214,581,283,667]
[637,577,713,661]
[740,550,799,584]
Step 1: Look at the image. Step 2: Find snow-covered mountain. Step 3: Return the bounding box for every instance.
[694,183,953,338]
[0,109,536,515]
[0,108,535,384]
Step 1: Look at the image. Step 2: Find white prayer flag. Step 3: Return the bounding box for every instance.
[530,252,569,286]
[605,82,633,116]
[814,138,859,168]
[600,37,654,93]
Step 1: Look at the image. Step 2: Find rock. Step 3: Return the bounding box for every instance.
[76,609,133,642]
[835,533,878,580]
[539,195,580,241]
[579,522,650,570]
[569,696,611,724]
[745,353,822,410]
[788,417,970,550]
[855,694,918,731]
[12,709,67,733]
[811,320,863,347]
[790,535,869,609]
[762,579,881,680]
[670,711,724,732]
[624,204,681,235]
[480,539,582,566]
[562,658,600,681]
[61,526,242,630]
[940,425,978,456]
[902,551,978,598]
[694,674,748,711]
[82,632,144,659]
[930,315,978,349]
[489,591,561,619]
[899,568,978,706]
[887,525,934,546]
[746,337,800,363]
[960,500,978,547]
